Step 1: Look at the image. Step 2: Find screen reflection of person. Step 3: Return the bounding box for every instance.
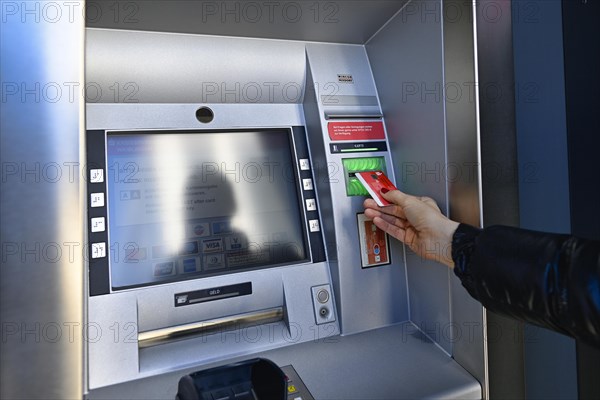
[182,171,255,274]
[184,168,294,276]
[363,188,600,348]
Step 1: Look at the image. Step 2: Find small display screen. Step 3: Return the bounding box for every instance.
[106,129,308,289]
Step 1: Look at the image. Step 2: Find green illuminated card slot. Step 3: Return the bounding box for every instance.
[342,157,387,197]
[347,177,369,196]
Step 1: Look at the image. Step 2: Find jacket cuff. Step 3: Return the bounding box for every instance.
[451,224,482,286]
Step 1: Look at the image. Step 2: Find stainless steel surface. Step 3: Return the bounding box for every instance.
[86,104,305,130]
[86,52,341,387]
[0,3,86,399]
[475,0,527,398]
[86,28,306,104]
[442,0,488,396]
[305,43,409,335]
[87,238,337,387]
[367,0,487,394]
[321,95,380,106]
[89,323,481,400]
[138,307,284,348]
[366,0,454,354]
[86,0,409,44]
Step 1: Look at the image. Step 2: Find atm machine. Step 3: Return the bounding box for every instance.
[2,1,487,399]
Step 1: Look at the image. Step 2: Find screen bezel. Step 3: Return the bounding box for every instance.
[90,127,316,293]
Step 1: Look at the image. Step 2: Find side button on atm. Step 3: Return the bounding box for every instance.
[316,289,329,303]
[299,158,310,171]
[311,284,335,324]
[90,193,104,207]
[308,220,320,232]
[90,169,104,183]
[302,178,314,191]
[305,198,317,211]
[91,242,106,259]
[90,217,105,233]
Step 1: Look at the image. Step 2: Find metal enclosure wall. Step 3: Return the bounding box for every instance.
[366,0,453,354]
[366,0,487,394]
[475,0,525,398]
[0,3,86,399]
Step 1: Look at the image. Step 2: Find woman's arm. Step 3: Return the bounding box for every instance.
[452,223,600,347]
[364,189,600,347]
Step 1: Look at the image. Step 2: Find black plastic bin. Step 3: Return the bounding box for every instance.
[176,358,287,400]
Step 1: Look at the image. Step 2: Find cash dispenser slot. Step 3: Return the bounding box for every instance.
[138,307,284,349]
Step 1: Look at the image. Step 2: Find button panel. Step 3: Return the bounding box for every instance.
[311,284,336,325]
[87,130,111,295]
[291,126,325,264]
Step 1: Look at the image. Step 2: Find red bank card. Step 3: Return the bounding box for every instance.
[355,170,397,207]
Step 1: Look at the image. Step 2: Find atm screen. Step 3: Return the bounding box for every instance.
[106,129,308,289]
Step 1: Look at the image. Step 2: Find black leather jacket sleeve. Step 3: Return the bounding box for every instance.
[452,224,600,347]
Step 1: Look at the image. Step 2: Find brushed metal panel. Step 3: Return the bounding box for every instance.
[366,0,453,354]
[367,0,487,393]
[443,0,486,395]
[88,253,339,387]
[0,3,85,399]
[477,0,528,398]
[86,28,306,104]
[134,268,287,333]
[305,43,409,335]
[86,0,409,44]
[85,93,339,388]
[89,323,480,399]
[86,104,305,130]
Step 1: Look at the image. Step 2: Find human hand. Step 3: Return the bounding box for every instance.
[363,189,459,268]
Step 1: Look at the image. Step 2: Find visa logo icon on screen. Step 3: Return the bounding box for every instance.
[202,238,223,253]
